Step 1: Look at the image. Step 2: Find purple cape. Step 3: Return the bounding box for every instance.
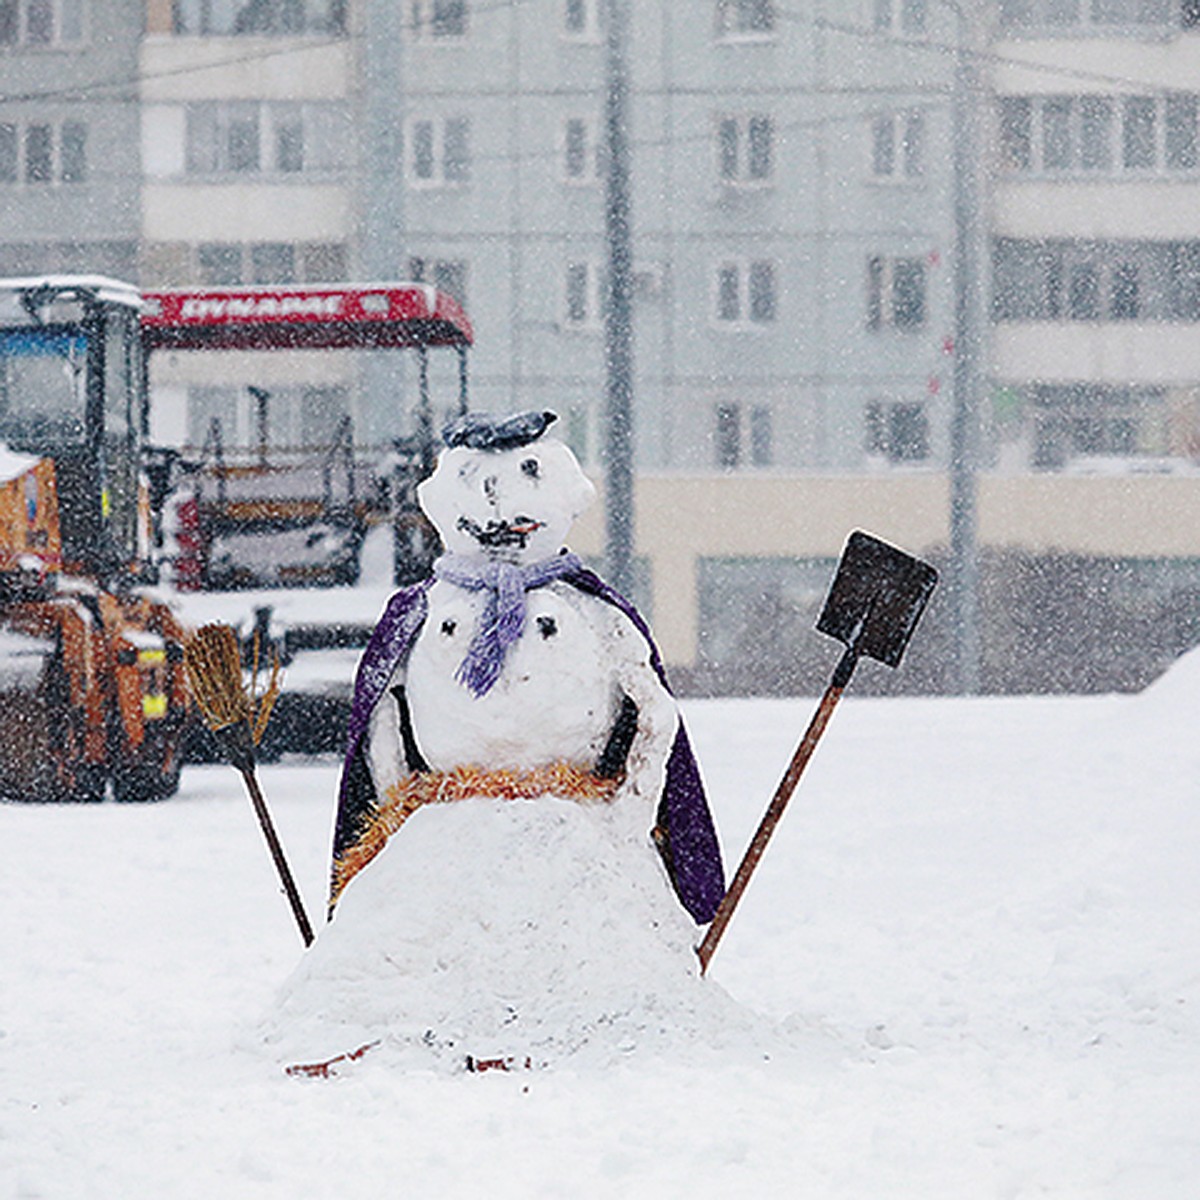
[331,564,726,924]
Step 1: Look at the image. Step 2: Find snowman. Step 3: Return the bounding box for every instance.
[266,410,727,1070]
[330,409,724,924]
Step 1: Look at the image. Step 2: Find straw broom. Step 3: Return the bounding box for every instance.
[184,623,314,948]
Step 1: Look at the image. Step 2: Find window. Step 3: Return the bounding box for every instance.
[0,0,83,46]
[197,243,243,285]
[563,260,603,329]
[1123,96,1156,169]
[991,238,1200,322]
[717,114,774,185]
[1110,261,1140,319]
[715,404,740,468]
[1042,96,1074,168]
[0,125,16,182]
[194,241,348,286]
[866,401,930,463]
[873,0,926,33]
[870,110,924,178]
[866,256,926,330]
[184,102,348,177]
[1168,241,1200,319]
[999,0,1175,28]
[1166,94,1198,170]
[1067,262,1100,319]
[1079,96,1114,170]
[563,0,600,39]
[714,259,778,327]
[409,0,467,39]
[998,97,1033,171]
[0,119,85,185]
[300,242,346,281]
[24,124,52,183]
[187,103,258,174]
[171,0,346,36]
[563,116,603,184]
[250,242,295,284]
[749,405,772,465]
[1030,384,1161,469]
[715,0,775,39]
[59,120,85,181]
[407,255,468,305]
[405,116,471,186]
[998,93,1200,176]
[714,403,774,468]
[274,112,304,172]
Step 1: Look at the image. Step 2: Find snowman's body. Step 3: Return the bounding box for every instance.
[367,577,677,807]
[269,412,726,1067]
[331,411,723,920]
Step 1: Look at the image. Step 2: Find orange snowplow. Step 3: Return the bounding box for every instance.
[0,276,189,802]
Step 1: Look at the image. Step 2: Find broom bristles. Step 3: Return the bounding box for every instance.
[249,629,282,746]
[184,623,252,731]
[185,622,283,742]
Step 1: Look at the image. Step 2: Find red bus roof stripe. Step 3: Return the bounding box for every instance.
[140,283,473,351]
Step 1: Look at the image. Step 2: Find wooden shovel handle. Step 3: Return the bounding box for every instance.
[697,670,849,975]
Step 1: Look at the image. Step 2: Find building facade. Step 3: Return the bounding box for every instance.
[4,0,1200,686]
[990,0,1200,474]
[0,0,143,278]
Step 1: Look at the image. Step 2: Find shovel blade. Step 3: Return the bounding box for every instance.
[816,530,938,669]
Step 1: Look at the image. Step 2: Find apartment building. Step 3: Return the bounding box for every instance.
[5,0,1200,686]
[376,0,958,478]
[991,0,1200,474]
[0,0,143,278]
[139,0,359,452]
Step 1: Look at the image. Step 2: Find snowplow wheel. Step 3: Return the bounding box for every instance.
[50,750,106,804]
[45,660,106,804]
[112,743,182,804]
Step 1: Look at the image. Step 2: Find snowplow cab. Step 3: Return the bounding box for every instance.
[0,275,147,578]
[0,276,188,802]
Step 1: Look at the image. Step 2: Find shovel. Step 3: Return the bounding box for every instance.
[696,530,937,975]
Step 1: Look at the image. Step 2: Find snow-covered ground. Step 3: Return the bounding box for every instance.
[4,653,1200,1198]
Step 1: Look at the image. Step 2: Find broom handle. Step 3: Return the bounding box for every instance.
[697,650,856,975]
[240,765,315,948]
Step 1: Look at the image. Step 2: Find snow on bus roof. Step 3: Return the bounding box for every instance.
[140,281,473,353]
[0,275,142,308]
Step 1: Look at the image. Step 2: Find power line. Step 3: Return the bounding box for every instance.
[6,1,1196,109]
[0,0,527,106]
[804,10,1200,97]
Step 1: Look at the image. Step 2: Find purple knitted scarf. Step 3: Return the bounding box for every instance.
[434,551,585,696]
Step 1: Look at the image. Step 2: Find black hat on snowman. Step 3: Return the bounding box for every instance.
[441,409,558,452]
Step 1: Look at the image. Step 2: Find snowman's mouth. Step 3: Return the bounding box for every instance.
[457,515,545,549]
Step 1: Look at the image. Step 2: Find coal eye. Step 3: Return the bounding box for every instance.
[521,457,540,479]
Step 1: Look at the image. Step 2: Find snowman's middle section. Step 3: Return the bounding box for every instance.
[405,579,621,772]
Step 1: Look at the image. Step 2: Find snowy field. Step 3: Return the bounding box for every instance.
[4,654,1200,1199]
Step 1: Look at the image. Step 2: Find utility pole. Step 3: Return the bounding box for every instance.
[360,0,410,456]
[949,5,984,694]
[603,0,636,600]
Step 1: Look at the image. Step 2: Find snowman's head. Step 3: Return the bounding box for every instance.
[419,410,595,564]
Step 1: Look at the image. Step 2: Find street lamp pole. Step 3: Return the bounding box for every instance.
[949,4,984,693]
[603,0,636,600]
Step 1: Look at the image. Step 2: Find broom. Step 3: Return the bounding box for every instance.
[184,623,314,948]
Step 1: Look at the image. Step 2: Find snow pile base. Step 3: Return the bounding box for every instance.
[257,795,764,1073]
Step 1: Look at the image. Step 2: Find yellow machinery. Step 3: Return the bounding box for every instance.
[0,276,189,801]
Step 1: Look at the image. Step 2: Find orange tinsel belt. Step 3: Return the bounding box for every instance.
[330,762,620,907]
